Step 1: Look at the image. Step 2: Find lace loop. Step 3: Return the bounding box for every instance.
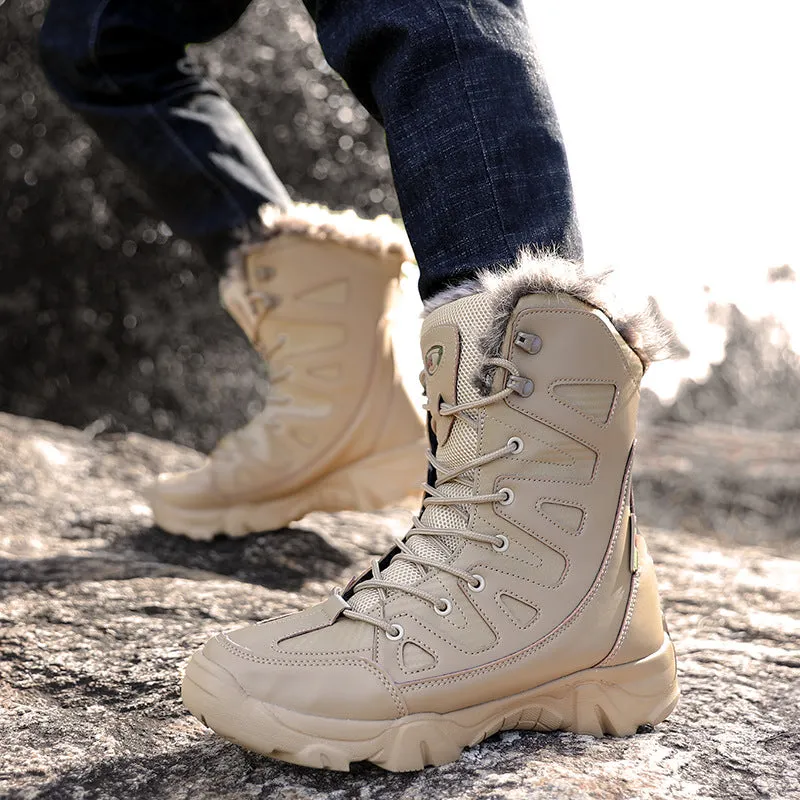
[217,291,297,453]
[342,357,527,636]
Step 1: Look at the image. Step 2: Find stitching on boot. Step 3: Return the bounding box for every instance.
[598,571,641,666]
[217,637,408,715]
[535,496,589,537]
[396,638,440,676]
[512,308,640,385]
[396,451,636,690]
[547,378,620,427]
[477,516,546,571]
[493,589,541,630]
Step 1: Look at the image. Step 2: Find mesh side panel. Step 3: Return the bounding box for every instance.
[383,559,425,587]
[350,292,494,615]
[418,292,492,541]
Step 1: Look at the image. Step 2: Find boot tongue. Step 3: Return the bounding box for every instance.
[349,291,495,615]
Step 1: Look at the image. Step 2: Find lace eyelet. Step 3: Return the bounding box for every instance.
[507,437,524,454]
[492,534,509,553]
[498,487,515,505]
[434,598,452,616]
[506,375,534,397]
[385,623,404,641]
[255,291,280,309]
[514,331,542,354]
[468,574,485,592]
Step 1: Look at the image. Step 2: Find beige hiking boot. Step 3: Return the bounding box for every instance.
[146,204,426,539]
[181,254,679,770]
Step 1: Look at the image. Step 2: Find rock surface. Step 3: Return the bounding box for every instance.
[1,411,799,800]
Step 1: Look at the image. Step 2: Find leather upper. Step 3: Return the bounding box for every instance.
[201,291,666,721]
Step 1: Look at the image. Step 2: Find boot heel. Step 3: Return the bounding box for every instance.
[560,634,679,737]
[338,438,427,510]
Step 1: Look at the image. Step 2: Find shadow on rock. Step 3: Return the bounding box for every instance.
[11,723,603,800]
[117,524,354,590]
[0,552,197,589]
[1,525,353,593]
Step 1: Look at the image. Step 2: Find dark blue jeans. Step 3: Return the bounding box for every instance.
[40,0,582,301]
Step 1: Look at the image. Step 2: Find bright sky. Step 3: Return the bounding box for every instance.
[524,1,800,396]
[396,3,799,401]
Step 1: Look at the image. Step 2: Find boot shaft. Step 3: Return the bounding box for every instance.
[365,260,669,703]
[216,204,422,497]
[221,204,411,406]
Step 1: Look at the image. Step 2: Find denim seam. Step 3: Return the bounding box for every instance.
[146,104,253,227]
[86,0,253,230]
[432,0,516,267]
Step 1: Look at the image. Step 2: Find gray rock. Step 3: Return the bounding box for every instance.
[1,412,799,800]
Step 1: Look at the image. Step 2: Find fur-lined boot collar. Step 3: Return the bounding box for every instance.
[250,202,414,262]
[424,251,674,386]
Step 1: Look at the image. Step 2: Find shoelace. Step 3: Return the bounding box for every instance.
[249,292,294,398]
[216,292,295,454]
[340,356,524,639]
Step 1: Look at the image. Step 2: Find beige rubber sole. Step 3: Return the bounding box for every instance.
[148,438,426,540]
[181,634,679,772]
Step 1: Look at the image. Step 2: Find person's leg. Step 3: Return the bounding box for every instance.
[305,0,583,519]
[39,0,291,268]
[304,0,583,299]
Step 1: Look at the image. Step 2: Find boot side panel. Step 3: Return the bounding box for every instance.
[475,299,642,656]
[218,239,410,500]
[599,534,668,667]
[396,471,637,714]
[389,296,647,712]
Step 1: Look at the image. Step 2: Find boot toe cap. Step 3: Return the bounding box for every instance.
[194,621,403,721]
[146,461,219,509]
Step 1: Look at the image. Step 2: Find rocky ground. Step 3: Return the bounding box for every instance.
[1,411,799,800]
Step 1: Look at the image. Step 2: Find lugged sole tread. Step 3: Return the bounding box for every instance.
[182,635,679,772]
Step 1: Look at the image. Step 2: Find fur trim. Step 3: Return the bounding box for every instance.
[422,280,485,314]
[425,250,675,390]
[221,203,414,311]
[251,202,415,262]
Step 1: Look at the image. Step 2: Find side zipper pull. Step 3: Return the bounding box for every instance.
[628,507,639,573]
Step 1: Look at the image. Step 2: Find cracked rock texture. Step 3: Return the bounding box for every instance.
[1,411,799,800]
